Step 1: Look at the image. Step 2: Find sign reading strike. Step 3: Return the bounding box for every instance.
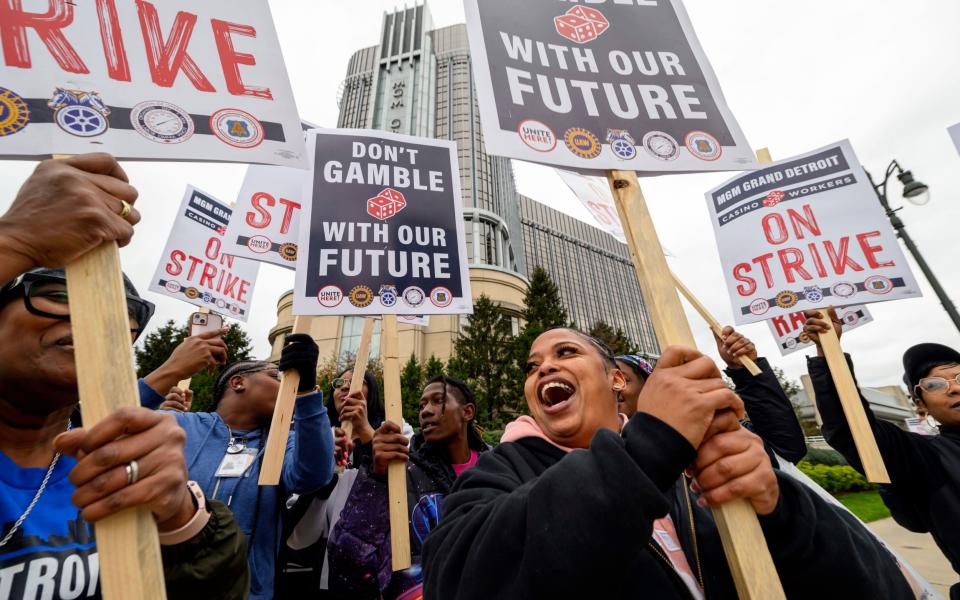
[150,186,260,320]
[223,164,306,268]
[706,140,921,325]
[464,0,755,171]
[767,305,873,356]
[0,0,305,166]
[294,129,472,316]
[555,169,626,243]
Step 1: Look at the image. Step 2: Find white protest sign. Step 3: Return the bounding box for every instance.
[0,0,305,166]
[464,0,755,172]
[294,129,472,316]
[555,169,626,243]
[706,140,921,325]
[949,123,960,157]
[149,186,260,320]
[767,305,873,356]
[375,314,430,327]
[905,417,938,436]
[223,163,307,268]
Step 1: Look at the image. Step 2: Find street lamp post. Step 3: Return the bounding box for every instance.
[865,161,960,334]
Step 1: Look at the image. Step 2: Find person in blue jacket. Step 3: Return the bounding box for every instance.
[142,335,335,600]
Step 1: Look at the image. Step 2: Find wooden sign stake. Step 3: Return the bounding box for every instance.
[342,317,376,440]
[672,272,762,376]
[754,148,889,483]
[259,315,314,485]
[381,314,411,571]
[66,242,167,600]
[607,169,785,600]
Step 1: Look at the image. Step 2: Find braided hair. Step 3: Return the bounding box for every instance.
[212,361,274,409]
[425,375,486,451]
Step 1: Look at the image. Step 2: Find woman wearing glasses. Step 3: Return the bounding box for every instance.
[803,310,960,598]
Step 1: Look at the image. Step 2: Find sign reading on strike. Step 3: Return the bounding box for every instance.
[949,123,960,157]
[294,129,472,316]
[223,164,306,269]
[555,169,626,243]
[149,186,260,320]
[0,0,305,166]
[706,140,921,325]
[767,305,873,356]
[464,0,755,171]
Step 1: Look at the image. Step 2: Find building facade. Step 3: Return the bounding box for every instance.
[268,4,657,364]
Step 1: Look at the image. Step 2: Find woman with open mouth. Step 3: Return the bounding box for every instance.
[421,327,915,599]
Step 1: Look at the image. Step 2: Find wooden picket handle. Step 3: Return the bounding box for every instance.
[342,317,376,440]
[259,315,314,485]
[176,308,211,391]
[754,148,889,483]
[671,272,762,376]
[66,242,167,600]
[381,314,411,570]
[607,169,785,600]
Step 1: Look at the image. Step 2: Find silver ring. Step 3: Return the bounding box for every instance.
[125,460,140,485]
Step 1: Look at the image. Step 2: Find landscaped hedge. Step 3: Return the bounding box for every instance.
[802,447,848,466]
[797,461,877,493]
[481,429,503,447]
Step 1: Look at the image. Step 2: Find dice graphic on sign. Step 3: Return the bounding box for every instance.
[554,6,609,44]
[367,188,407,221]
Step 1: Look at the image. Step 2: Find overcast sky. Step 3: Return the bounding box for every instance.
[0,0,957,391]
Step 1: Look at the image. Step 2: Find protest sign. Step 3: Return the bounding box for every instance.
[150,186,261,320]
[0,0,304,167]
[398,314,430,327]
[294,128,472,316]
[768,305,873,356]
[706,140,921,326]
[464,0,755,172]
[555,169,626,242]
[223,163,307,268]
[950,123,960,157]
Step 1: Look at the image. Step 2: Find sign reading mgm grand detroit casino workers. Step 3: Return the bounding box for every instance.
[150,186,260,321]
[768,304,873,357]
[294,129,472,316]
[706,140,921,326]
[0,0,305,167]
[464,0,755,171]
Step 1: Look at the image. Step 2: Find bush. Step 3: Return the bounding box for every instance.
[481,429,503,447]
[797,461,876,493]
[802,447,848,466]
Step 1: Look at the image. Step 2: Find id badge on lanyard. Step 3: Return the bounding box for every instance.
[215,448,258,478]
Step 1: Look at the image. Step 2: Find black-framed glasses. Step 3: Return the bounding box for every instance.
[915,374,960,395]
[1,272,155,340]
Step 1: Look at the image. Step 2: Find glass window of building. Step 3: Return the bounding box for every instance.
[338,316,381,365]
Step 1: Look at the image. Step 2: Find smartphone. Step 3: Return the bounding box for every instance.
[189,312,224,336]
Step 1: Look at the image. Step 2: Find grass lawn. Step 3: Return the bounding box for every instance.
[836,491,891,523]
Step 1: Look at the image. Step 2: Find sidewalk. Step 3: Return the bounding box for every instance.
[868,518,956,597]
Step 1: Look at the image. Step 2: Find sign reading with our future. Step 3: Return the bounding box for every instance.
[150,186,260,320]
[294,129,472,316]
[767,305,873,356]
[0,0,305,167]
[464,0,755,171]
[706,140,921,325]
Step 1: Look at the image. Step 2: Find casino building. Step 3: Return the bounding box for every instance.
[267,4,657,364]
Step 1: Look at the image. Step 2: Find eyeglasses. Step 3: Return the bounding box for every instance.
[915,374,960,395]
[1,274,155,340]
[332,377,350,389]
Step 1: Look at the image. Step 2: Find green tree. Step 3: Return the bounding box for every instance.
[424,354,445,379]
[588,320,637,355]
[401,354,424,424]
[451,295,518,427]
[135,319,254,413]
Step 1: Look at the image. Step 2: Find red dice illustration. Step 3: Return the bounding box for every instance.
[366,187,407,221]
[554,6,609,44]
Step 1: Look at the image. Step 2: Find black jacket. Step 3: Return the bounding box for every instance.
[728,357,807,463]
[422,413,913,599]
[809,353,960,584]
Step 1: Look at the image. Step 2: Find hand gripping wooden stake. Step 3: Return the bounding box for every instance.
[755,148,889,483]
[607,168,786,600]
[342,317,376,440]
[259,315,314,486]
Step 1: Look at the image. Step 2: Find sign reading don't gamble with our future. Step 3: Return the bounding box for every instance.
[149,185,261,321]
[464,0,755,172]
[0,0,305,167]
[294,128,472,316]
[706,140,922,325]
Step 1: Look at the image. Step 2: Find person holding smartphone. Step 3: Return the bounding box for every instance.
[139,312,229,406]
